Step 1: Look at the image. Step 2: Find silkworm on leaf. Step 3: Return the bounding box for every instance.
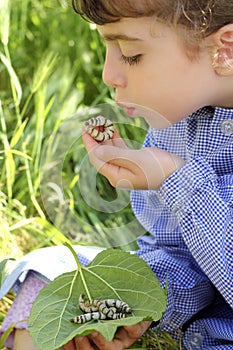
[79,294,131,315]
[70,311,107,324]
[70,294,132,324]
[70,311,126,324]
[84,115,114,141]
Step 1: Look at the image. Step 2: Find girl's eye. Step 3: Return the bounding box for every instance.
[121,54,141,66]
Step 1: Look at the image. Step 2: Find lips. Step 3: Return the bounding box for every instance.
[116,102,136,116]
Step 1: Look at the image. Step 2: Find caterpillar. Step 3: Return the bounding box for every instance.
[84,115,114,142]
[79,294,132,316]
[70,294,132,324]
[70,311,126,324]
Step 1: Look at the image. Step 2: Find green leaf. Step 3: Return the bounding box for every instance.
[0,51,22,103]
[31,52,58,93]
[0,0,10,45]
[0,258,16,288]
[28,249,166,350]
[0,322,15,348]
[10,118,28,148]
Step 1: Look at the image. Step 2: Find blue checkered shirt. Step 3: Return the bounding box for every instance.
[131,107,233,349]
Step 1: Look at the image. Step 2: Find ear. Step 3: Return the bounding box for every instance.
[211,23,233,76]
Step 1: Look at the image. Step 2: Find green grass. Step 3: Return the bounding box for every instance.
[0,0,148,254]
[0,1,182,348]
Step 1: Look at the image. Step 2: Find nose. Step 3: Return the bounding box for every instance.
[102,48,127,88]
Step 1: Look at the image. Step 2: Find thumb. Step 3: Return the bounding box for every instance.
[95,146,160,172]
[95,145,137,166]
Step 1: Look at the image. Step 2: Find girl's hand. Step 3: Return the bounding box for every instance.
[64,321,151,350]
[82,131,184,190]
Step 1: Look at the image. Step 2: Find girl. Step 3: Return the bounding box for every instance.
[1,0,233,349]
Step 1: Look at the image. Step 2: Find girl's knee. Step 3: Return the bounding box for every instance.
[13,329,39,350]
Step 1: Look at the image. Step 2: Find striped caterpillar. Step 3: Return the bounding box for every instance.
[70,294,132,324]
[70,311,126,324]
[84,115,114,142]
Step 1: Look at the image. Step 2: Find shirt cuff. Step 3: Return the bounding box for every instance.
[157,157,217,214]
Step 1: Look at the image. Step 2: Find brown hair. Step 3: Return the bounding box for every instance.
[72,0,233,40]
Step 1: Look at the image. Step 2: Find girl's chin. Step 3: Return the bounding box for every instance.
[144,116,172,129]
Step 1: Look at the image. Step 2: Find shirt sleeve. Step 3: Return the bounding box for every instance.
[133,128,218,331]
[157,155,233,309]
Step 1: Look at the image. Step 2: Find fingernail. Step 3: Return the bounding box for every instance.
[91,332,99,338]
[76,336,84,343]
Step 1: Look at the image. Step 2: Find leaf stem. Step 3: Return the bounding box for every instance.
[63,243,82,270]
[63,243,92,300]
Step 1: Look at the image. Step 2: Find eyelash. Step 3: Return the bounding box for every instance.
[121,54,141,66]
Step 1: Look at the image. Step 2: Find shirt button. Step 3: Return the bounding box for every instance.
[220,119,233,135]
[189,333,203,347]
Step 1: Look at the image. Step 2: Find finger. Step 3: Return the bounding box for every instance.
[95,147,165,178]
[64,339,76,350]
[98,162,137,189]
[83,128,127,150]
[74,336,95,349]
[82,132,108,171]
[93,147,146,188]
[108,129,127,149]
[113,322,151,348]
[95,146,138,167]
[123,321,151,338]
[96,146,162,167]
[89,322,151,350]
[112,327,137,349]
[90,332,119,350]
[82,131,100,153]
[94,322,150,350]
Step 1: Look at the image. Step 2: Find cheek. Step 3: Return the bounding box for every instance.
[138,65,203,119]
[125,54,208,124]
[131,82,193,127]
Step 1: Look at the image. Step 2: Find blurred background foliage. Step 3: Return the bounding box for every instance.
[0,0,148,262]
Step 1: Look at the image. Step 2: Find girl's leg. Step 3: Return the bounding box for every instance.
[13,329,39,350]
[1,272,48,349]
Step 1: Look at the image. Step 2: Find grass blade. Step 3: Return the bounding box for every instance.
[0,50,22,105]
[0,0,10,45]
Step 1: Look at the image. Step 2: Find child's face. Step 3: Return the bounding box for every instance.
[97,17,218,128]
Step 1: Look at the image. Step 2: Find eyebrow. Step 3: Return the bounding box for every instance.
[100,33,143,42]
